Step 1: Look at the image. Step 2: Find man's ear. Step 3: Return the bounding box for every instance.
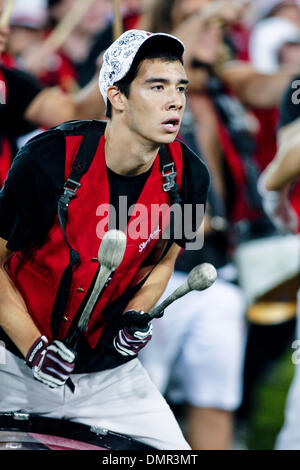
[106,86,126,113]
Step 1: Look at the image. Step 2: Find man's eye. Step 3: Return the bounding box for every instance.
[152,85,163,90]
[178,86,187,94]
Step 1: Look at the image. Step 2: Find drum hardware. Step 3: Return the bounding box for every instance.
[11,412,30,421]
[90,426,109,436]
[5,442,22,450]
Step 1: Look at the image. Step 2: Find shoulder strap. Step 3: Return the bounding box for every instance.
[122,144,182,289]
[158,144,182,252]
[159,144,182,205]
[51,120,105,338]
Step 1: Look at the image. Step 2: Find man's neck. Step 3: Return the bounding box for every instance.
[104,120,160,176]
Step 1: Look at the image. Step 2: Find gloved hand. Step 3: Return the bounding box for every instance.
[113,310,153,357]
[257,173,299,234]
[25,336,75,388]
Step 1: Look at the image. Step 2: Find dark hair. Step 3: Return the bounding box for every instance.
[106,40,184,119]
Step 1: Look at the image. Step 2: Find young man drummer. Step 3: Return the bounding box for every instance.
[0,29,209,449]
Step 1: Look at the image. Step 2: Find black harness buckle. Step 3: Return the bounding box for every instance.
[61,178,81,207]
[64,178,81,195]
[162,163,177,192]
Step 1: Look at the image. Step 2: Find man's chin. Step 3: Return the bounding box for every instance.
[146,130,179,146]
[157,132,179,145]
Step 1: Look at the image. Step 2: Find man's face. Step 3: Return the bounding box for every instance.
[122,58,188,145]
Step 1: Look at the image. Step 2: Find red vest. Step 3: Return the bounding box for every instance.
[8,133,184,347]
[0,68,12,188]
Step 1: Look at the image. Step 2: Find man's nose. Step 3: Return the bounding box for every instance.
[165,89,184,110]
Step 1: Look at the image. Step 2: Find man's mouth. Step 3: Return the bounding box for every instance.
[161,118,180,132]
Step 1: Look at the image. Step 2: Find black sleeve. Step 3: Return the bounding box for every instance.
[279,74,300,128]
[0,129,65,252]
[174,141,210,249]
[0,65,43,136]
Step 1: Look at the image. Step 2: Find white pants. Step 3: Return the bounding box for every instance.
[275,289,300,450]
[140,272,246,411]
[0,347,190,450]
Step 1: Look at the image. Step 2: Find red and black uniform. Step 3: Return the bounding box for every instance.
[204,74,276,243]
[0,120,209,373]
[0,65,42,186]
[204,78,260,220]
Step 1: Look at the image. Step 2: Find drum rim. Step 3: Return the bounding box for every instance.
[0,413,154,451]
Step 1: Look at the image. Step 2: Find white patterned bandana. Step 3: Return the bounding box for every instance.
[99,29,185,106]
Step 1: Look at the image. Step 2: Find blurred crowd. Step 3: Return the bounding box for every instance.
[1,0,300,450]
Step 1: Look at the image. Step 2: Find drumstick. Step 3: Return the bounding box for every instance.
[77,229,127,334]
[64,229,127,393]
[113,0,123,41]
[149,263,217,319]
[65,230,127,351]
[0,0,16,27]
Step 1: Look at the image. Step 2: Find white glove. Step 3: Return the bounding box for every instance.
[257,173,298,234]
[26,337,75,388]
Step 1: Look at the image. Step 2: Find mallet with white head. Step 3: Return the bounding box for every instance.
[66,229,127,348]
[149,263,217,319]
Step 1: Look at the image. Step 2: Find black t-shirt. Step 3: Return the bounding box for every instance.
[0,126,209,252]
[0,65,42,139]
[279,74,300,128]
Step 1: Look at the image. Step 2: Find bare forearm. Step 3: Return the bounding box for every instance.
[263,136,300,190]
[25,76,106,128]
[125,244,181,312]
[24,87,76,128]
[241,73,296,108]
[125,264,174,313]
[220,64,297,108]
[0,267,41,356]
